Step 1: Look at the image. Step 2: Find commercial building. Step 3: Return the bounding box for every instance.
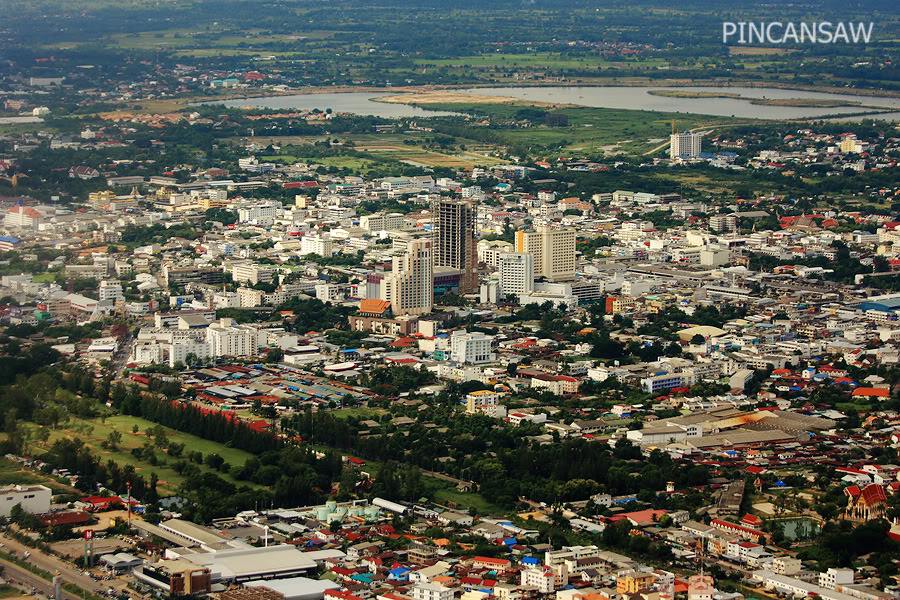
[0,484,51,517]
[433,198,477,293]
[670,132,702,159]
[301,235,334,258]
[98,280,124,302]
[206,318,259,358]
[244,577,341,600]
[450,330,495,364]
[499,252,534,298]
[382,239,433,316]
[515,226,576,282]
[360,212,406,232]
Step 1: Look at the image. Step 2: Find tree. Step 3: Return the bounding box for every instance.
[104,430,123,450]
[205,453,225,470]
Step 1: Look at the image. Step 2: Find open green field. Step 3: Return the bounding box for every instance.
[414,53,670,71]
[433,487,504,515]
[331,407,386,420]
[261,154,384,172]
[424,102,744,156]
[258,133,507,172]
[107,28,333,51]
[27,415,259,496]
[355,143,507,169]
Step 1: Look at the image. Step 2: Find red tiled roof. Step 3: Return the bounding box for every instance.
[852,387,889,398]
[360,299,391,315]
[861,483,887,505]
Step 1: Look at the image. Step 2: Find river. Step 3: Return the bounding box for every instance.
[205,85,900,121]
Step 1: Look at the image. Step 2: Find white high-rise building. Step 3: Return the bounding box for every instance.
[382,239,433,316]
[300,234,334,258]
[515,226,576,282]
[499,252,534,298]
[98,280,124,302]
[206,318,258,358]
[670,131,702,159]
[450,330,495,364]
[237,201,280,225]
[232,262,276,285]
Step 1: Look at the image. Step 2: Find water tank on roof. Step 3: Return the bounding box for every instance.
[325,500,337,511]
[317,507,330,521]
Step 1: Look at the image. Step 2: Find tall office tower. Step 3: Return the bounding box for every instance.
[382,238,434,316]
[515,226,576,282]
[669,131,702,159]
[499,252,534,298]
[433,198,477,294]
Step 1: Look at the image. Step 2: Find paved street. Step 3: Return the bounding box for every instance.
[0,533,114,599]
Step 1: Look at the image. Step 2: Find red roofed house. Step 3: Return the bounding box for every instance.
[471,556,511,570]
[852,387,890,399]
[845,483,887,522]
[710,518,768,543]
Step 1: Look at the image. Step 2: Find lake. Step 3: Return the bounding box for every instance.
[779,517,821,541]
[208,85,900,121]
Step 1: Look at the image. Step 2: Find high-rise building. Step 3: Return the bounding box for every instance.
[300,234,334,258]
[515,226,576,282]
[709,214,738,233]
[499,252,534,298]
[433,198,477,293]
[382,239,433,316]
[98,280,124,302]
[670,131,702,159]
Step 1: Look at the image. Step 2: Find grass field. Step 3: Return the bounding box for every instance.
[261,154,384,172]
[259,133,507,171]
[331,407,386,420]
[27,415,259,496]
[354,143,507,168]
[433,487,504,515]
[414,52,669,71]
[422,102,741,156]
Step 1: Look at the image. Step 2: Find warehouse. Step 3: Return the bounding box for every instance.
[245,577,341,600]
[181,545,319,583]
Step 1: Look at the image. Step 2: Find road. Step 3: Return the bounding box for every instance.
[0,533,114,599]
[641,123,755,156]
[112,332,134,379]
[0,556,79,600]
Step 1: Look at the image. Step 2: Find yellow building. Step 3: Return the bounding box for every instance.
[514,226,576,282]
[616,571,656,594]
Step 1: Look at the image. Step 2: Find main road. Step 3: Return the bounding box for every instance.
[0,532,116,599]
